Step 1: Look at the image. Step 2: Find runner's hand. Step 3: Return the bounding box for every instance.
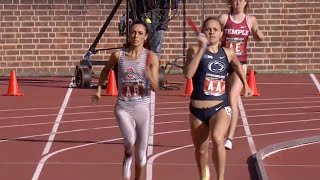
[243,86,253,97]
[256,30,264,40]
[91,93,101,104]
[198,33,208,49]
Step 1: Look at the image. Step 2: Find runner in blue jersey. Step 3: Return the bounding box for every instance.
[184,17,252,180]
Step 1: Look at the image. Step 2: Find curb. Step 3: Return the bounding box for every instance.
[255,135,320,180]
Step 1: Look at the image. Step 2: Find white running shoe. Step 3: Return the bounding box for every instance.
[224,138,233,150]
[122,154,132,180]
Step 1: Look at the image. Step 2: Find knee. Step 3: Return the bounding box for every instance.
[211,134,225,146]
[124,140,135,154]
[136,151,147,166]
[195,145,209,156]
[229,98,238,110]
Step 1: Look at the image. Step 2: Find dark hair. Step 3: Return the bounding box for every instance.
[123,20,151,49]
[229,0,250,14]
[130,20,149,35]
[201,16,223,32]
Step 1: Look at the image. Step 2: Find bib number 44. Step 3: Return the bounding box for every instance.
[203,78,225,96]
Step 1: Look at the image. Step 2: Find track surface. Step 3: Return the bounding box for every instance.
[0,74,319,180]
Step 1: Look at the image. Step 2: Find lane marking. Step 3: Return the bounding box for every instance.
[244,100,320,106]
[2,96,319,113]
[148,91,155,156]
[245,105,320,111]
[0,122,316,179]
[32,79,73,179]
[42,80,74,156]
[246,111,320,118]
[309,74,320,92]
[32,129,189,180]
[3,114,320,130]
[146,129,320,179]
[31,137,123,180]
[146,144,193,180]
[238,97,257,154]
[261,141,320,160]
[0,110,114,120]
[0,109,187,121]
[257,82,313,85]
[0,104,115,112]
[242,96,318,101]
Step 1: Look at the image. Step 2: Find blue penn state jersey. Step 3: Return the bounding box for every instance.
[191,47,230,101]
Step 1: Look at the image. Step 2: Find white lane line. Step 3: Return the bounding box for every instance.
[32,129,189,180]
[245,105,320,112]
[0,110,115,120]
[2,113,320,130]
[3,120,174,145]
[41,80,73,156]
[0,161,251,166]
[246,111,320,118]
[261,141,320,160]
[156,101,189,104]
[238,97,257,154]
[0,100,189,112]
[0,126,118,143]
[146,144,193,180]
[148,91,155,156]
[0,104,115,112]
[264,164,320,167]
[310,74,320,92]
[247,127,320,138]
[31,79,74,180]
[155,112,188,116]
[0,108,187,121]
[146,129,190,180]
[0,121,317,179]
[1,94,319,113]
[146,128,320,180]
[257,82,313,85]
[242,96,318,101]
[31,137,123,180]
[0,120,187,144]
[156,106,188,110]
[246,118,320,127]
[244,100,320,106]
[2,122,317,145]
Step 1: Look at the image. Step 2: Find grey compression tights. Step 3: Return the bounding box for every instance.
[115,103,150,166]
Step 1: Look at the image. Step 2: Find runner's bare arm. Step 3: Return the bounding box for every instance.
[96,51,120,93]
[184,34,208,79]
[218,13,228,28]
[250,16,263,41]
[146,51,160,92]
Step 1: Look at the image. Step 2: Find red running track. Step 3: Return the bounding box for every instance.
[0,74,319,180]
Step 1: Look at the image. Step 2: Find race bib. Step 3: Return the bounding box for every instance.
[203,77,226,96]
[225,42,245,56]
[121,82,144,100]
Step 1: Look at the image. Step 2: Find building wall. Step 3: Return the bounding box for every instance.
[0,0,319,76]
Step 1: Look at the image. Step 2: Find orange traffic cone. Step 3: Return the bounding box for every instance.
[3,70,23,96]
[247,69,260,96]
[103,70,118,96]
[181,78,193,97]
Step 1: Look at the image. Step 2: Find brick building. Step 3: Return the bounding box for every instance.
[0,0,319,76]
